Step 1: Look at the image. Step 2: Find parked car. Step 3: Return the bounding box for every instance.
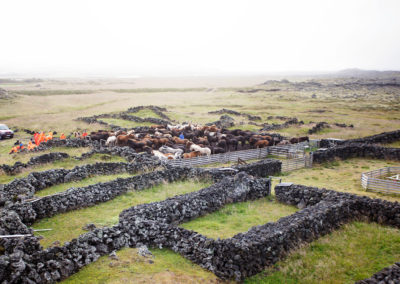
[0,124,14,140]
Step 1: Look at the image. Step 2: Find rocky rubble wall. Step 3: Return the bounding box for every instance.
[275,184,400,228]
[320,129,400,148]
[0,162,149,206]
[183,158,282,182]
[0,173,269,283]
[312,143,400,163]
[208,108,261,121]
[10,167,193,225]
[356,262,400,284]
[77,105,173,129]
[0,148,160,205]
[0,152,69,175]
[127,105,172,122]
[167,183,400,281]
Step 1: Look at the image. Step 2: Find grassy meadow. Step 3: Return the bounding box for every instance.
[1,76,400,283]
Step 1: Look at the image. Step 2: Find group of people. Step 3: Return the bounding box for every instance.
[9,131,66,154]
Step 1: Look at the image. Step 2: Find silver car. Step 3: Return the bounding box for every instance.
[0,124,14,140]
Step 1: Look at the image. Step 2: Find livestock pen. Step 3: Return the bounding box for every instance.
[361,167,400,194]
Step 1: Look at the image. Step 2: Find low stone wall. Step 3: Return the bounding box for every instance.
[183,158,282,182]
[259,118,303,131]
[275,184,400,228]
[77,105,173,129]
[2,176,400,282]
[208,108,261,121]
[10,167,191,225]
[320,129,400,148]
[8,159,278,226]
[0,152,69,175]
[0,162,143,205]
[0,148,160,205]
[356,262,400,283]
[312,143,400,163]
[77,146,156,163]
[127,105,172,122]
[0,173,269,283]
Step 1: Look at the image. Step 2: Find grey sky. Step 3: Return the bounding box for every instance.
[1,0,400,76]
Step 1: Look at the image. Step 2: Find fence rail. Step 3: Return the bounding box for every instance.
[361,167,400,194]
[166,144,312,172]
[281,155,313,172]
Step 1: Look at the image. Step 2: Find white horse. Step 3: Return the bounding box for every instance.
[190,143,211,156]
[159,145,183,155]
[105,136,117,146]
[152,150,168,160]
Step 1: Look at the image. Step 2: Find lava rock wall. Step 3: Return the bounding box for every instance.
[312,143,400,163]
[0,152,69,175]
[320,129,400,148]
[0,172,270,283]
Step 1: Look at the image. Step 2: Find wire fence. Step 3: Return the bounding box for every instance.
[361,167,400,194]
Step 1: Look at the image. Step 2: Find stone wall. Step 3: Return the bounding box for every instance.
[0,172,270,283]
[312,143,400,163]
[320,129,400,148]
[0,152,69,175]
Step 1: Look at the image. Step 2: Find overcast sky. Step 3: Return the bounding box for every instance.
[1,0,399,77]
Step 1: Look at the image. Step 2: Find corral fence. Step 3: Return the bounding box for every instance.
[281,154,313,172]
[166,144,313,172]
[361,167,400,194]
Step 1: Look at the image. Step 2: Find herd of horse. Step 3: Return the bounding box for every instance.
[88,124,309,160]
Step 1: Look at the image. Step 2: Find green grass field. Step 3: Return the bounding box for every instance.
[33,180,211,248]
[1,77,400,283]
[35,173,134,197]
[0,153,126,184]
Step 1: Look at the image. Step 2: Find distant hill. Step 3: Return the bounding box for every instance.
[335,68,400,78]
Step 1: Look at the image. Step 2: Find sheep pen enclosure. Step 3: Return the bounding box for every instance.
[0,76,400,283]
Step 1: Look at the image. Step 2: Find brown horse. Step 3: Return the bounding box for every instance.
[173,137,188,145]
[116,133,135,146]
[255,140,270,148]
[183,151,201,159]
[289,136,309,144]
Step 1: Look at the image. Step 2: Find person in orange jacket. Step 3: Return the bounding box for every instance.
[60,133,66,140]
[9,146,18,154]
[27,141,36,150]
[82,130,88,138]
[45,132,53,142]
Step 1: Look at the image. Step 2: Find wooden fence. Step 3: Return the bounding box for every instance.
[361,167,400,194]
[281,154,313,172]
[165,144,311,170]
